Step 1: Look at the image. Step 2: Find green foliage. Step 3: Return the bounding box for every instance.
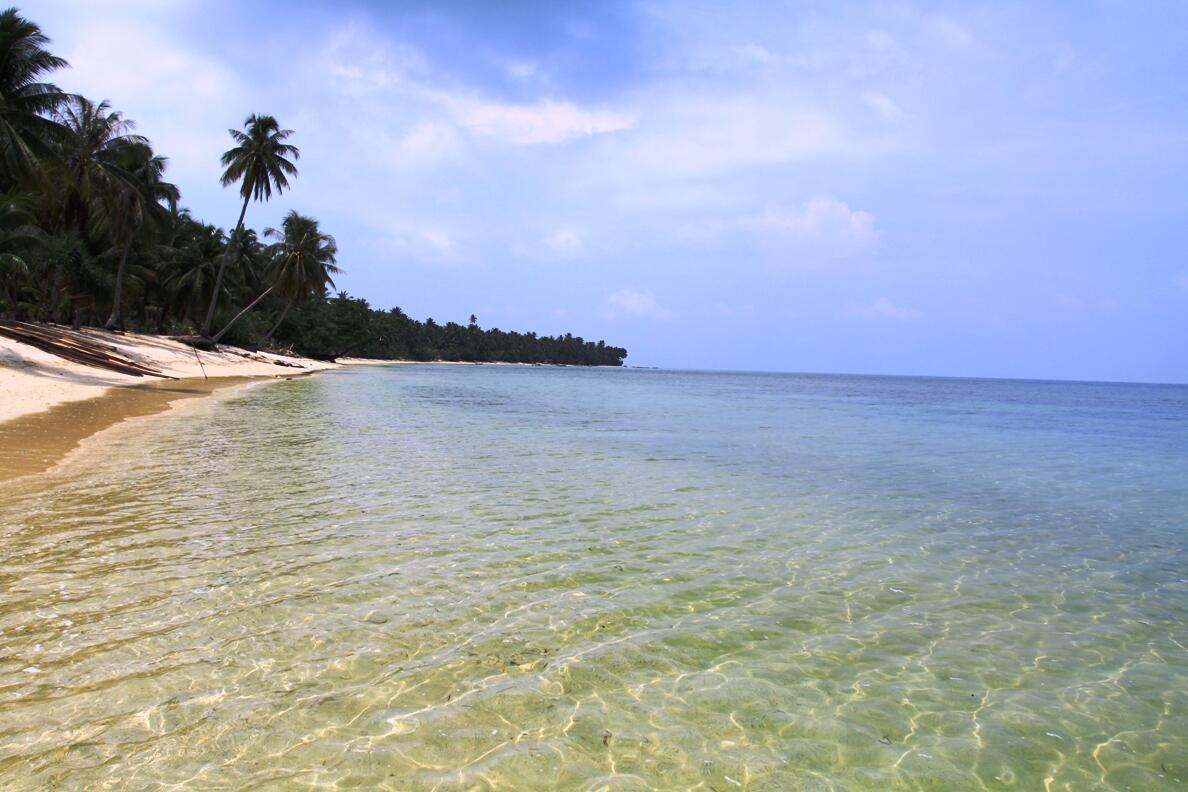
[0,6,628,366]
[280,294,627,365]
[0,7,70,187]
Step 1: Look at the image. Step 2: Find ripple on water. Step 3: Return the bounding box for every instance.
[1,366,1186,790]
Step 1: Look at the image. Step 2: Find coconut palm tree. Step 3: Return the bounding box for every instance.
[212,210,337,344]
[259,211,339,344]
[55,97,146,241]
[0,8,70,188]
[53,96,145,325]
[162,213,225,326]
[0,192,40,316]
[103,145,178,329]
[201,114,298,336]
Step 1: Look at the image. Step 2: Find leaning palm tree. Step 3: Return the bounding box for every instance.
[102,145,179,329]
[259,211,339,344]
[201,114,298,336]
[0,8,70,188]
[212,210,338,344]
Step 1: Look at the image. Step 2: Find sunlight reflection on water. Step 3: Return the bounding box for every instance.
[1,366,1185,790]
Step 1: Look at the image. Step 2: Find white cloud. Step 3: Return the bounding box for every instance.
[543,229,585,256]
[504,60,540,80]
[390,121,463,169]
[607,289,672,320]
[847,298,923,321]
[320,28,633,147]
[452,98,634,145]
[58,18,243,189]
[683,42,774,72]
[510,228,588,260]
[744,195,881,257]
[66,23,235,104]
[322,28,430,94]
[620,98,887,178]
[863,91,906,122]
[423,230,455,253]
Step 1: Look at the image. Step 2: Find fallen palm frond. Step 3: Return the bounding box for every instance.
[0,320,175,378]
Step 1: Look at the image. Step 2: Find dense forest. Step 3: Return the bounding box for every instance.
[0,8,627,366]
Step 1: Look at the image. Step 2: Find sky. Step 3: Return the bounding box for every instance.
[28,0,1188,382]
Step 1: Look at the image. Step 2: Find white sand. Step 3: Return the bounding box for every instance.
[0,328,340,424]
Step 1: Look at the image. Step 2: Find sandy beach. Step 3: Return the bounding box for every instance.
[0,327,358,481]
[0,327,340,425]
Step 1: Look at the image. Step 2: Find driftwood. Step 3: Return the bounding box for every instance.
[224,348,305,369]
[177,336,307,368]
[176,335,218,351]
[0,319,175,379]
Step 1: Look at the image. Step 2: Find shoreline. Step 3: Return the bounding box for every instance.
[1,326,621,427]
[0,375,267,482]
[0,327,617,482]
[0,327,357,482]
[0,326,342,425]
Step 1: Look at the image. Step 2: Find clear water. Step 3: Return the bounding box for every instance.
[1,366,1185,790]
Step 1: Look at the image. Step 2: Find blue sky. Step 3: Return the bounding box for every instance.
[30,0,1188,382]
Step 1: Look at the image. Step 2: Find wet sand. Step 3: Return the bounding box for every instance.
[0,376,266,482]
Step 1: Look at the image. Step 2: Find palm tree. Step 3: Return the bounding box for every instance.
[55,96,146,241]
[201,114,298,336]
[0,192,40,316]
[54,96,145,325]
[259,211,339,344]
[212,210,338,344]
[103,145,178,329]
[0,8,70,188]
[162,213,226,326]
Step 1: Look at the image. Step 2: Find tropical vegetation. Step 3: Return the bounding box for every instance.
[0,7,627,366]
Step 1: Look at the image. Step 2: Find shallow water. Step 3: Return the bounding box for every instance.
[0,376,255,482]
[1,366,1185,790]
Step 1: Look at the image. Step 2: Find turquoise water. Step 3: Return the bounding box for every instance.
[1,365,1186,790]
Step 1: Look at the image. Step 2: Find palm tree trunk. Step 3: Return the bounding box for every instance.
[44,263,62,322]
[260,300,292,346]
[212,285,272,343]
[105,235,134,331]
[201,192,250,336]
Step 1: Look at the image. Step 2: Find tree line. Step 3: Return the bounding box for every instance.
[0,7,627,366]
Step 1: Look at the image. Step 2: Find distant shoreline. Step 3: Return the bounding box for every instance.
[0,328,621,482]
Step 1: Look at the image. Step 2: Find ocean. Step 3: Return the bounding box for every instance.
[1,365,1185,790]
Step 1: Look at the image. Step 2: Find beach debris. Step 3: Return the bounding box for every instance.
[176,335,218,351]
[0,320,174,379]
[225,348,305,368]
